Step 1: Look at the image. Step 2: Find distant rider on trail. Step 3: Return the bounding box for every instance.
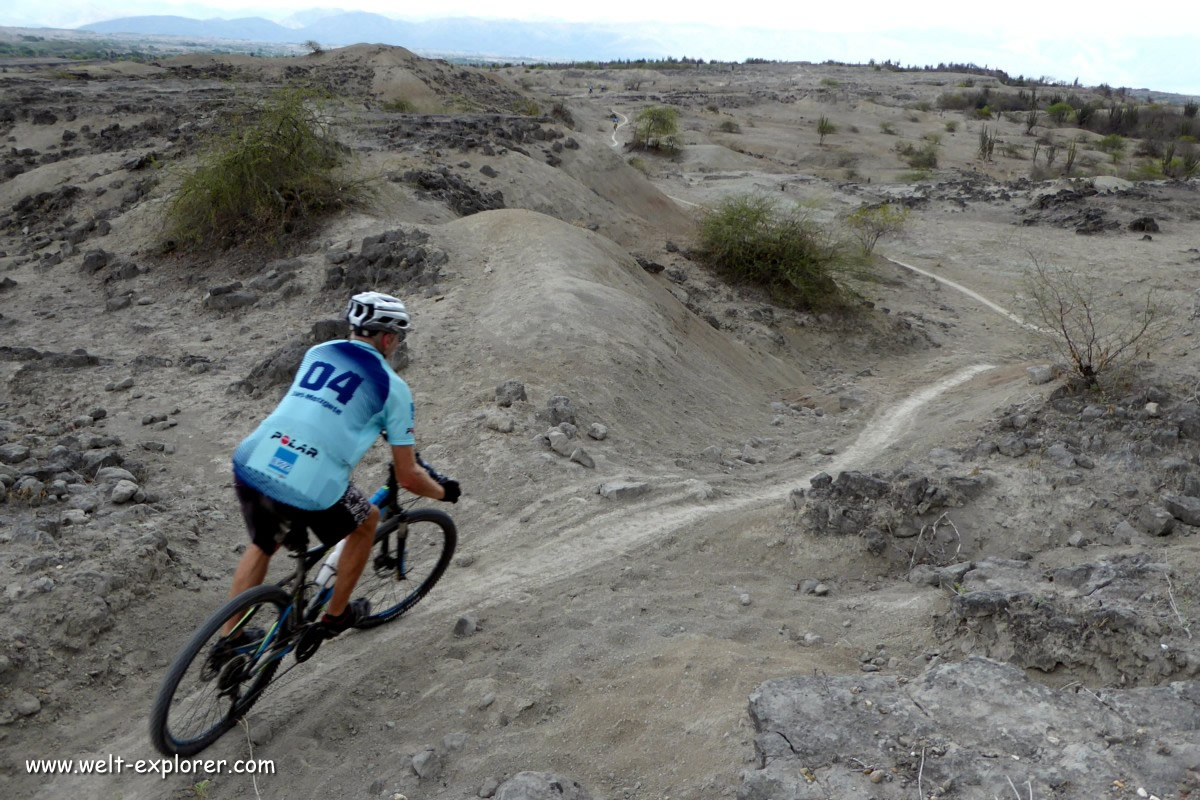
[219,291,460,647]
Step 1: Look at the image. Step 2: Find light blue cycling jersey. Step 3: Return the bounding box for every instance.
[232,340,415,510]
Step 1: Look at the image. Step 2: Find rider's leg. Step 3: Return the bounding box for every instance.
[324,503,379,618]
[221,543,271,635]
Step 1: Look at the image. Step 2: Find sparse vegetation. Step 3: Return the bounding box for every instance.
[304,40,323,56]
[1024,110,1039,135]
[1025,254,1168,388]
[716,119,742,134]
[627,156,650,175]
[165,87,359,250]
[978,125,996,161]
[895,140,939,170]
[694,194,848,311]
[1047,102,1074,125]
[512,98,541,116]
[630,106,682,154]
[945,121,958,133]
[880,121,898,135]
[846,203,910,255]
[816,115,837,145]
[380,98,416,113]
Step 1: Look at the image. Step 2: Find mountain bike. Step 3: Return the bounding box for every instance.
[149,460,457,757]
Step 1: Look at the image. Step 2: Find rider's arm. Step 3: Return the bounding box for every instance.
[391,444,446,500]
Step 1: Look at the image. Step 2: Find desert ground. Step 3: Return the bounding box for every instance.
[2,46,1200,800]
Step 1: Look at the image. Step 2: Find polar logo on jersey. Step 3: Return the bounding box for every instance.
[268,447,298,476]
[269,430,319,458]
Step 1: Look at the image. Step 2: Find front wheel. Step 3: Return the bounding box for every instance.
[149,584,291,757]
[356,508,456,627]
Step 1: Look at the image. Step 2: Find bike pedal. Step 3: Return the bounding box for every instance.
[294,624,326,663]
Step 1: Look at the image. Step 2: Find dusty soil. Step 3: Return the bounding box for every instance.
[1,51,1199,800]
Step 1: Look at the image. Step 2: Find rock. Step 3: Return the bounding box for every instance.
[443,731,467,751]
[1081,404,1106,421]
[495,380,527,407]
[701,445,722,462]
[739,592,752,606]
[81,249,110,272]
[1068,531,1088,548]
[547,396,577,426]
[485,412,515,433]
[479,777,500,798]
[495,772,592,800]
[11,690,40,717]
[569,448,595,469]
[1045,443,1077,469]
[81,448,122,474]
[587,423,608,441]
[547,429,573,457]
[454,614,479,636]
[598,481,650,500]
[1027,365,1054,384]
[740,444,764,464]
[686,480,715,501]
[479,165,498,178]
[411,748,440,780]
[203,290,259,311]
[111,480,139,504]
[95,466,137,484]
[997,435,1027,457]
[802,633,824,646]
[1162,495,1200,527]
[1136,506,1175,536]
[809,472,832,488]
[557,422,578,439]
[0,443,30,464]
[1129,216,1159,233]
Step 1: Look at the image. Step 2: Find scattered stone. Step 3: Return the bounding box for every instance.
[203,290,259,311]
[454,614,479,636]
[809,472,832,488]
[485,411,514,433]
[802,633,824,646]
[701,445,722,463]
[1026,365,1054,384]
[479,777,500,798]
[81,249,109,272]
[111,480,139,504]
[1045,443,1077,468]
[479,165,498,178]
[546,395,577,426]
[1068,531,1088,548]
[1129,216,1159,233]
[997,435,1027,457]
[0,444,30,464]
[598,481,650,500]
[569,448,595,469]
[587,423,608,440]
[818,446,837,456]
[547,429,573,457]
[411,748,440,780]
[1146,402,1160,417]
[495,380,527,407]
[495,772,592,800]
[11,690,40,717]
[1162,495,1200,527]
[739,592,752,606]
[1081,404,1106,422]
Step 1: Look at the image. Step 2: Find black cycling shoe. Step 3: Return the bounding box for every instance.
[321,598,370,637]
[207,627,266,673]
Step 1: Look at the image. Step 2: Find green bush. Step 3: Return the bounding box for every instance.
[166,87,359,250]
[512,98,540,116]
[846,203,909,255]
[895,140,939,169]
[631,106,681,154]
[1047,102,1074,125]
[716,119,741,133]
[880,121,897,135]
[945,121,958,132]
[380,97,415,112]
[817,115,837,144]
[694,194,847,311]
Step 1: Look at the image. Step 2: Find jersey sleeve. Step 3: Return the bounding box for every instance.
[383,378,416,446]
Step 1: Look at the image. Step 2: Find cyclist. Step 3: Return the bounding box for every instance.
[219,291,460,647]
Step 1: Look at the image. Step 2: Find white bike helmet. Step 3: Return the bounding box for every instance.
[345,291,412,334]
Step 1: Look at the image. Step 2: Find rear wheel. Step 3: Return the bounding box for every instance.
[357,508,456,627]
[149,584,291,756]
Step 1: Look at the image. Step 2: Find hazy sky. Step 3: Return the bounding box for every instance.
[5,1,1198,95]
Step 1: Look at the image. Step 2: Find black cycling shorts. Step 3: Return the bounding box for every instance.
[235,479,374,554]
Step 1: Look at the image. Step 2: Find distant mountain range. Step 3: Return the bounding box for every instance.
[78,12,671,61]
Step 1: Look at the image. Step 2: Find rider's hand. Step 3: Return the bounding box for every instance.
[438,478,461,504]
